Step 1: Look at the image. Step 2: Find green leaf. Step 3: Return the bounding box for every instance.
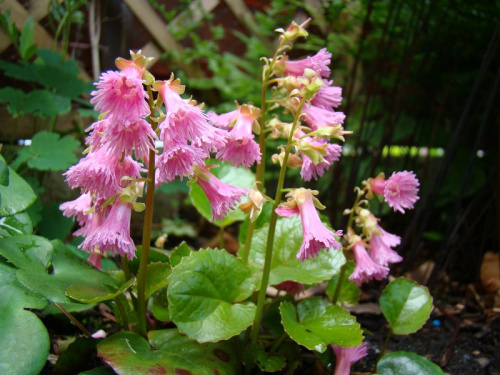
[145,262,171,299]
[37,202,75,240]
[0,263,49,375]
[380,278,433,335]
[0,212,33,237]
[16,131,80,172]
[242,217,345,287]
[0,87,25,117]
[0,156,8,186]
[98,330,239,374]
[326,261,360,307]
[0,235,53,270]
[66,278,134,304]
[151,289,170,321]
[19,17,35,61]
[189,162,255,227]
[169,241,193,267]
[255,345,287,372]
[377,351,444,375]
[16,240,120,310]
[0,167,36,216]
[168,249,256,342]
[280,298,363,352]
[21,90,71,117]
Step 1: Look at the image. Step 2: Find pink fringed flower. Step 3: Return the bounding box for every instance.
[207,109,239,130]
[311,81,342,109]
[332,343,368,375]
[301,142,342,181]
[101,117,157,160]
[192,165,247,221]
[60,193,92,225]
[156,140,206,184]
[214,105,261,167]
[90,70,150,121]
[79,200,135,260]
[64,148,145,199]
[276,188,342,261]
[302,103,346,129]
[284,47,332,78]
[369,225,403,267]
[368,171,420,213]
[349,238,389,286]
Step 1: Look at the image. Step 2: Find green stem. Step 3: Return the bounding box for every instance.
[136,86,157,337]
[121,256,132,281]
[251,99,306,346]
[219,226,225,249]
[379,329,392,361]
[114,297,130,331]
[331,259,347,305]
[242,220,256,265]
[55,303,92,338]
[269,332,287,354]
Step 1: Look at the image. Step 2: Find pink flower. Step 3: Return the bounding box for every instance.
[302,103,345,129]
[349,239,388,286]
[90,70,150,121]
[284,48,332,78]
[192,165,247,221]
[60,193,92,225]
[369,225,403,267]
[156,139,206,184]
[85,119,108,151]
[101,117,157,161]
[311,81,342,109]
[276,188,342,261]
[64,148,145,199]
[332,343,368,375]
[207,109,239,130]
[301,142,342,181]
[368,171,419,213]
[79,200,136,260]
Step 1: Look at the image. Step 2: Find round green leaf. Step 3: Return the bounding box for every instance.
[189,162,255,227]
[0,235,53,270]
[0,212,33,237]
[0,167,36,216]
[169,241,193,267]
[326,261,360,307]
[242,217,345,287]
[0,263,49,375]
[377,351,444,375]
[168,249,256,342]
[151,289,170,321]
[380,278,433,335]
[66,278,134,304]
[280,298,363,352]
[97,330,238,374]
[144,262,171,299]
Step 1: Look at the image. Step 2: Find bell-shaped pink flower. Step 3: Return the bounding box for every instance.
[60,193,92,225]
[276,188,342,261]
[284,48,332,78]
[369,225,403,267]
[349,239,389,286]
[192,165,247,221]
[90,69,150,121]
[311,80,342,109]
[79,200,136,260]
[207,109,239,130]
[302,103,345,129]
[332,343,368,375]
[215,105,261,168]
[384,171,420,213]
[301,142,342,181]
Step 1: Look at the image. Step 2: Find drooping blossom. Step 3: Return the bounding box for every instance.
[300,141,342,181]
[368,171,420,213]
[239,184,266,222]
[60,193,93,225]
[302,103,346,129]
[90,68,150,121]
[207,109,238,130]
[281,47,332,78]
[369,225,403,267]
[215,104,261,168]
[156,141,206,184]
[349,237,388,286]
[311,80,342,109]
[276,188,342,261]
[192,165,247,221]
[332,343,368,375]
[79,200,136,260]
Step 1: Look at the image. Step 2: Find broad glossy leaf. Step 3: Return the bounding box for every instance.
[326,261,360,306]
[0,235,53,270]
[377,351,444,375]
[169,241,193,267]
[0,167,36,216]
[0,263,49,375]
[16,240,120,310]
[0,154,9,185]
[280,298,363,352]
[98,330,238,374]
[242,217,345,287]
[189,162,255,227]
[16,131,79,172]
[37,202,75,240]
[0,212,33,237]
[168,249,256,342]
[380,278,433,335]
[151,289,170,321]
[145,262,171,299]
[66,278,134,304]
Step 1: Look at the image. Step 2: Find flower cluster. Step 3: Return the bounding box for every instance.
[61,52,247,268]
